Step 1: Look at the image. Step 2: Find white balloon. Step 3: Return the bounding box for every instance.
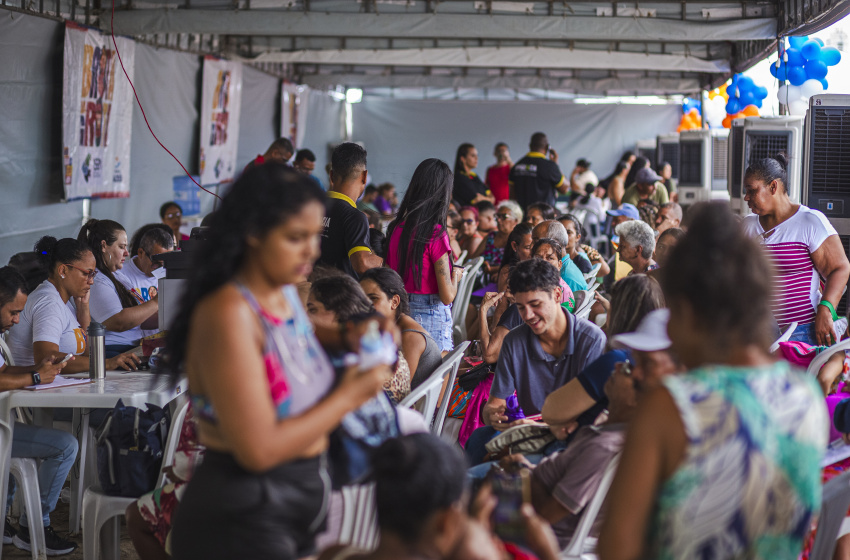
[705,96,727,127]
[801,79,825,99]
[778,84,789,103]
[787,85,803,100]
[788,98,809,115]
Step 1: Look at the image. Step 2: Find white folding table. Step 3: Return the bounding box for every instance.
[0,371,186,547]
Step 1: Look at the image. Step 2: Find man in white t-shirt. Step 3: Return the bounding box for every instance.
[116,226,174,337]
[0,267,78,555]
[569,158,599,198]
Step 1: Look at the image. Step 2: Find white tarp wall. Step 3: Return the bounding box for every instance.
[352,99,681,195]
[0,10,344,262]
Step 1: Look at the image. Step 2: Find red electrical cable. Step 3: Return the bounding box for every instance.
[110,0,222,200]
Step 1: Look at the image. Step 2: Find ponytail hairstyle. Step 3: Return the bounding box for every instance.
[34,236,90,278]
[161,164,326,380]
[454,143,475,176]
[744,152,789,194]
[78,219,136,309]
[498,222,533,278]
[386,159,453,291]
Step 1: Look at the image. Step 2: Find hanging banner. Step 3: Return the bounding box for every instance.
[62,22,135,200]
[199,56,242,185]
[281,82,310,149]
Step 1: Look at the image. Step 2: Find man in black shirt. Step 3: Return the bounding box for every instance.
[509,132,567,211]
[318,143,383,278]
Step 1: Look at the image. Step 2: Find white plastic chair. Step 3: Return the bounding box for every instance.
[769,321,798,354]
[399,342,467,431]
[451,257,484,345]
[806,338,850,378]
[8,458,46,559]
[432,342,469,436]
[82,396,190,560]
[0,335,13,366]
[454,250,468,266]
[573,284,599,321]
[810,470,850,560]
[337,483,379,551]
[584,263,602,287]
[560,453,621,560]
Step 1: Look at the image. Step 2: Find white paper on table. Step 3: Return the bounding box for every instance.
[23,375,93,391]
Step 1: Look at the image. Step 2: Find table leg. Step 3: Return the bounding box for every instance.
[69,409,90,535]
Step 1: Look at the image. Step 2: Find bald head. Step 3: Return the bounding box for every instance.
[532,220,568,248]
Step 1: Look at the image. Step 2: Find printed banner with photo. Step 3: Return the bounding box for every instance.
[62,22,135,200]
[199,56,242,186]
[281,82,309,150]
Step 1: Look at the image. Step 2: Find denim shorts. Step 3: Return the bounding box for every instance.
[408,293,453,352]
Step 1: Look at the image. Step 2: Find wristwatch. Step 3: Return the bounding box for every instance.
[30,371,41,386]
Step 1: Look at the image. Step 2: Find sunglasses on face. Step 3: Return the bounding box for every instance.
[65,263,98,280]
[461,219,476,225]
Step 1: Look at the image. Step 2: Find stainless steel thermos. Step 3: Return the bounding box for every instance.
[88,321,106,380]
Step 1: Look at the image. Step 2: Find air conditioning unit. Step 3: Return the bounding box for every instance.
[635,139,657,169]
[739,115,804,215]
[677,128,729,205]
[656,133,679,180]
[802,94,850,316]
[727,119,746,215]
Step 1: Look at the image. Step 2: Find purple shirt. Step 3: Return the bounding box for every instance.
[374,195,392,214]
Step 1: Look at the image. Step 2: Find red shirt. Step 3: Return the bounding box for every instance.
[486,163,511,204]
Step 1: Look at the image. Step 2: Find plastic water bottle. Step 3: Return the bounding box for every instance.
[88,321,106,380]
[504,394,526,422]
[357,321,396,372]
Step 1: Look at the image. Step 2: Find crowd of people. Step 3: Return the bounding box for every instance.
[0,130,849,560]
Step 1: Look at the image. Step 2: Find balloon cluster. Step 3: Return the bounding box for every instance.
[772,36,840,115]
[676,98,702,132]
[721,74,768,128]
[703,85,729,128]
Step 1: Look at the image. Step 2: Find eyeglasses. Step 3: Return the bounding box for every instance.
[64,263,98,280]
[461,219,476,225]
[164,212,182,219]
[496,213,513,221]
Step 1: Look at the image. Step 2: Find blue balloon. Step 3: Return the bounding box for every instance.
[788,36,808,49]
[788,65,808,86]
[805,59,829,80]
[815,37,825,46]
[755,86,769,100]
[769,63,777,77]
[753,97,764,109]
[786,48,804,66]
[822,46,842,66]
[802,40,822,60]
[726,98,741,115]
[820,78,829,90]
[737,75,754,91]
[739,90,756,107]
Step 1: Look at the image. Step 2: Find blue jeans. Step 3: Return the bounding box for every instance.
[788,322,816,346]
[408,294,453,352]
[8,422,78,527]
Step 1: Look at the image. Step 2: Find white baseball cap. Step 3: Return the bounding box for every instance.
[611,309,671,352]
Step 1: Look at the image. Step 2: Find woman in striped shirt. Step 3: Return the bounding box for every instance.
[741,154,850,346]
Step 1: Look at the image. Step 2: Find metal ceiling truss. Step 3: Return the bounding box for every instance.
[4,0,850,94]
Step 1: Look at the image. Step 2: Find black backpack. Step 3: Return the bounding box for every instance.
[95,400,170,497]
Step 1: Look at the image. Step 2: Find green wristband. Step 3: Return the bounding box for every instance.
[819,300,840,321]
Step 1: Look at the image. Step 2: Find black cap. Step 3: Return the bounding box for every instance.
[576,158,591,168]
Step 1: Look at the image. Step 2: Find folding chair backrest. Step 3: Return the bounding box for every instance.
[455,250,468,266]
[0,335,13,366]
[339,483,379,551]
[452,257,484,342]
[811,470,850,560]
[574,284,599,320]
[584,263,602,286]
[561,453,621,559]
[399,366,444,424]
[155,395,190,488]
[769,321,798,354]
[432,341,469,436]
[807,338,850,378]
